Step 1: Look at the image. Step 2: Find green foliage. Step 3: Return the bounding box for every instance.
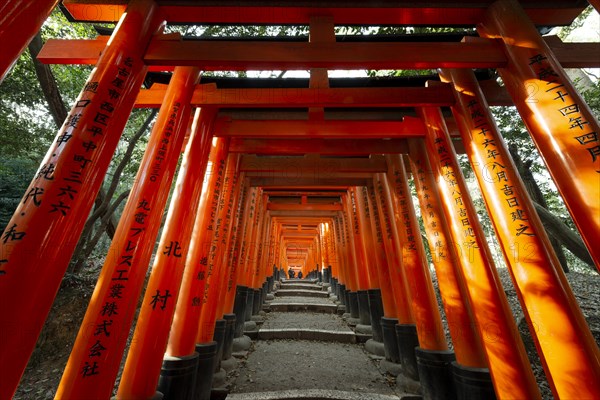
[0,51,55,161]
[0,159,38,230]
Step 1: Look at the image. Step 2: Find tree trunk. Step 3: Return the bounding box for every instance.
[27,33,68,127]
[68,109,157,272]
[71,190,130,273]
[30,32,129,273]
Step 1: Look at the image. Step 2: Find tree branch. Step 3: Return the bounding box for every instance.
[532,202,595,269]
[105,109,157,201]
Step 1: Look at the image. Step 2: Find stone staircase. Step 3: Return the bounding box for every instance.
[224,278,421,400]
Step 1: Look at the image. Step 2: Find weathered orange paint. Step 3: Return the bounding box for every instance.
[57,65,199,399]
[478,0,600,270]
[408,138,487,368]
[419,107,540,399]
[165,137,229,357]
[441,67,600,397]
[0,2,163,396]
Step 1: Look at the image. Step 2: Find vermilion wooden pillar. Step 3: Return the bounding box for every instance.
[419,107,541,399]
[341,195,361,291]
[337,214,353,290]
[382,160,447,351]
[370,174,414,325]
[165,137,230,357]
[408,139,487,368]
[239,187,259,287]
[363,184,397,318]
[478,0,600,269]
[0,2,163,396]
[222,182,251,315]
[214,162,245,319]
[242,190,259,286]
[441,67,600,398]
[346,189,370,289]
[197,154,242,342]
[0,0,60,83]
[352,187,378,288]
[248,194,267,289]
[253,203,271,288]
[116,106,215,398]
[57,65,200,399]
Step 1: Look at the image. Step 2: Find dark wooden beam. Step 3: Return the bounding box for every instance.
[61,0,586,26]
[38,37,600,70]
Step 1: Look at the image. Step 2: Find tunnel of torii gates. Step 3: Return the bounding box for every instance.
[1,0,600,399]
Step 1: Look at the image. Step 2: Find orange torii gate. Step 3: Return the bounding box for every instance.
[0,1,599,399]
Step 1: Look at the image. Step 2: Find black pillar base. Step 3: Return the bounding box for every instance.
[416,347,457,400]
[331,278,338,297]
[381,317,400,363]
[396,323,420,381]
[348,291,360,319]
[261,282,268,304]
[252,289,261,315]
[318,271,322,283]
[368,289,384,342]
[452,362,496,400]
[357,290,371,325]
[194,342,218,400]
[338,284,347,306]
[244,288,254,321]
[344,288,351,310]
[157,352,199,400]
[267,276,274,293]
[233,286,248,338]
[222,313,236,360]
[212,319,227,372]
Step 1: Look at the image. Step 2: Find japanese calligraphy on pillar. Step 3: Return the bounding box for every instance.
[374,180,393,243]
[365,185,383,245]
[252,196,264,278]
[527,54,599,171]
[1,57,135,276]
[431,136,479,253]
[391,168,418,253]
[80,97,184,379]
[350,191,360,235]
[465,99,536,240]
[239,188,257,275]
[411,157,448,262]
[200,157,227,304]
[227,185,247,292]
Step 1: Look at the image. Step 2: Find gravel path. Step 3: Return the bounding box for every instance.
[271,296,334,305]
[229,340,398,396]
[262,312,353,332]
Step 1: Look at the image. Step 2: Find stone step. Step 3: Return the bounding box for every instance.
[275,289,329,298]
[226,389,410,400]
[281,278,318,284]
[258,328,356,343]
[269,302,338,313]
[279,283,323,291]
